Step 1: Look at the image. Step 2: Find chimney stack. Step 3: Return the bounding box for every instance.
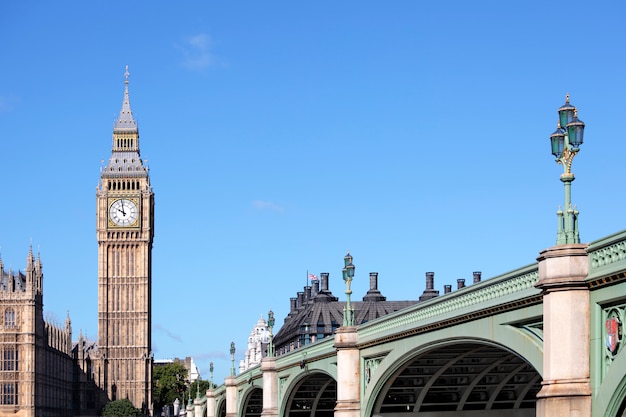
[297,291,304,307]
[314,272,339,302]
[320,273,330,292]
[370,272,378,290]
[311,279,319,297]
[473,271,482,283]
[426,272,435,289]
[363,272,386,302]
[444,284,452,294]
[419,272,440,301]
[457,279,465,289]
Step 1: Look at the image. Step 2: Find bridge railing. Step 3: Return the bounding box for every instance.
[587,228,626,282]
[357,263,541,345]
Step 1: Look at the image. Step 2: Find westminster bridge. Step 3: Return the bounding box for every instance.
[183,228,626,417]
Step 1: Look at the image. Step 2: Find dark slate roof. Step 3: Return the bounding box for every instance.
[272,272,418,354]
[0,270,26,292]
[271,270,482,355]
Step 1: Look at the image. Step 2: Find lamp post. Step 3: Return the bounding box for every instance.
[229,342,236,376]
[342,251,355,326]
[549,94,585,245]
[209,362,214,388]
[267,309,275,357]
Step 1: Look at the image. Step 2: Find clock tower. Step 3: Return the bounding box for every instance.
[96,66,154,414]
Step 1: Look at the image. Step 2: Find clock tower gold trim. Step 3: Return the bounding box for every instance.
[107,197,141,228]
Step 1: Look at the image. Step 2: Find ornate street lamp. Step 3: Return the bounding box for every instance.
[209,362,214,388]
[549,93,585,245]
[267,309,275,357]
[229,342,236,376]
[342,251,355,326]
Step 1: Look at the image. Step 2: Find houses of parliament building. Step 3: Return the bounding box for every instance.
[0,67,154,417]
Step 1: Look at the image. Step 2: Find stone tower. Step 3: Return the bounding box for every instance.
[96,66,154,414]
[0,248,43,416]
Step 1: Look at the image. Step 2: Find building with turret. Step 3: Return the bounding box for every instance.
[239,317,270,372]
[0,68,153,417]
[0,249,104,417]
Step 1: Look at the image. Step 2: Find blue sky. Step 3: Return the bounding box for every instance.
[1,1,625,382]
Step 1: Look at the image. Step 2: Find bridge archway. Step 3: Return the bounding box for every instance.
[595,344,626,417]
[241,387,263,417]
[370,340,541,416]
[216,397,226,417]
[284,371,337,417]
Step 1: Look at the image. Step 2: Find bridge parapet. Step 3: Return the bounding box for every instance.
[273,336,336,371]
[357,264,540,345]
[587,229,626,282]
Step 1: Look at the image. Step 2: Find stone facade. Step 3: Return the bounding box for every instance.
[94,67,154,414]
[0,250,103,417]
[0,68,153,417]
[239,316,270,372]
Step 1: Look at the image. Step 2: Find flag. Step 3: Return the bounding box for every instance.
[308,273,318,281]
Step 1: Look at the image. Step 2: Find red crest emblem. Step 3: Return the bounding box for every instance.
[605,317,620,354]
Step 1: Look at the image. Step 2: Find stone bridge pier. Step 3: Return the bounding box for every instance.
[536,243,591,417]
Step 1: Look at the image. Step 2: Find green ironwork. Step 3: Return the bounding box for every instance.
[342,251,355,326]
[230,341,236,376]
[210,228,626,417]
[210,362,214,387]
[550,94,585,245]
[267,309,275,357]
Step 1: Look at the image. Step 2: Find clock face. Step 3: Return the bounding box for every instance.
[109,199,139,227]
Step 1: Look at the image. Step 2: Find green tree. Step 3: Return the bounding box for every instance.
[101,399,142,417]
[188,379,212,398]
[153,363,188,411]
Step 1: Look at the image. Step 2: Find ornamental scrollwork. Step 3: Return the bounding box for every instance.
[364,356,384,388]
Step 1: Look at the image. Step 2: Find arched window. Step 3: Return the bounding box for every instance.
[2,348,17,371]
[4,309,15,328]
[0,383,17,405]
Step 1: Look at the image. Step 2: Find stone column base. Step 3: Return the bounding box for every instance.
[536,377,591,417]
[537,395,591,417]
[334,399,360,417]
[261,407,278,417]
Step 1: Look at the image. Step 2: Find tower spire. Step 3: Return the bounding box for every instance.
[114,65,137,133]
[103,66,146,173]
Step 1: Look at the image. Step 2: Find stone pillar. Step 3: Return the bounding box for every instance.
[206,390,215,417]
[194,396,203,417]
[225,376,238,417]
[261,357,278,417]
[536,244,591,417]
[334,327,360,417]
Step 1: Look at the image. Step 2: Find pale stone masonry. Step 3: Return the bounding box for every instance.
[94,66,155,414]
